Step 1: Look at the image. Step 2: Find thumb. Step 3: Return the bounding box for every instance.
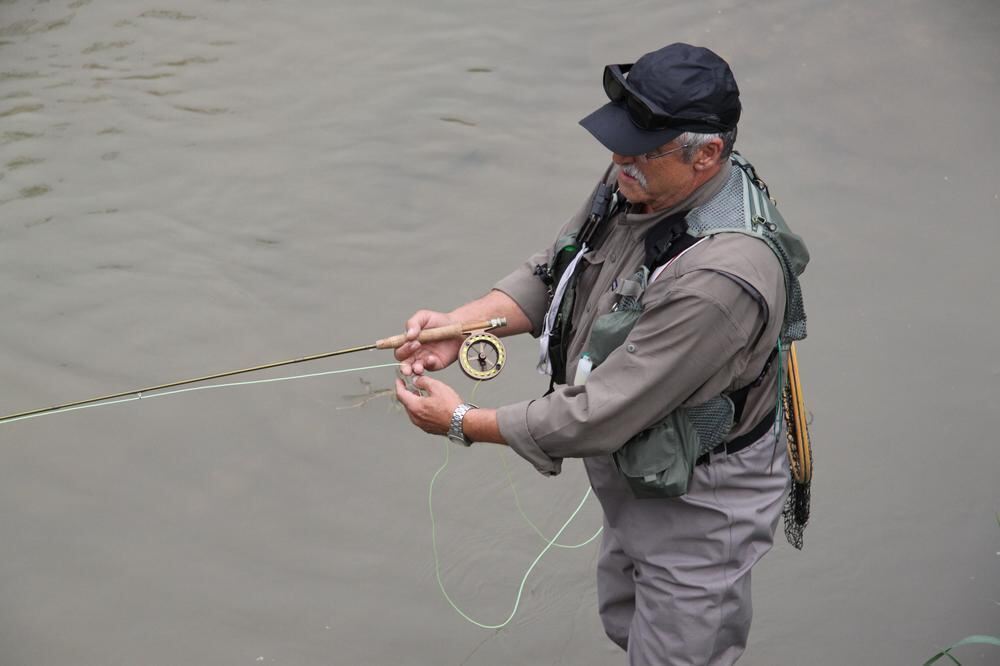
[395,378,419,408]
[413,375,440,393]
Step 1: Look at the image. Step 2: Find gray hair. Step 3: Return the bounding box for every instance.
[679,128,738,163]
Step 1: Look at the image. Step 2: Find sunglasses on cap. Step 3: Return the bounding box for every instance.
[603,64,732,133]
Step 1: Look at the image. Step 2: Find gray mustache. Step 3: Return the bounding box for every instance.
[621,164,647,188]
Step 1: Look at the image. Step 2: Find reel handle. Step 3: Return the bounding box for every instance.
[375,317,506,350]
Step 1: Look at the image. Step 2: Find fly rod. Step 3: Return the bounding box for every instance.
[1,317,508,425]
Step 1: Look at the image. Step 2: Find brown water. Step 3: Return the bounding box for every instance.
[1,1,998,664]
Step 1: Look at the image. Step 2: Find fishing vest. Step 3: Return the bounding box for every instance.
[541,153,810,498]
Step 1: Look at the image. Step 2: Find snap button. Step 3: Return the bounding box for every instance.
[626,343,636,353]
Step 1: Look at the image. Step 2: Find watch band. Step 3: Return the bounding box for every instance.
[448,402,478,446]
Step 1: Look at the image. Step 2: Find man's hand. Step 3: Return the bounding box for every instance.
[394,310,463,376]
[394,375,463,436]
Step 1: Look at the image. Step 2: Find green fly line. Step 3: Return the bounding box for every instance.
[428,380,600,630]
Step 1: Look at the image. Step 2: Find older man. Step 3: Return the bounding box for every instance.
[394,43,809,665]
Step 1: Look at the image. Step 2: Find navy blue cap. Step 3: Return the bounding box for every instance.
[580,43,741,156]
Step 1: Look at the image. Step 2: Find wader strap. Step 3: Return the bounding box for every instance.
[695,408,776,466]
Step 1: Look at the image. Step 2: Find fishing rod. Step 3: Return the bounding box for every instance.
[0,317,508,425]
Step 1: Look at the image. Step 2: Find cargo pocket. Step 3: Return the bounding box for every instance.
[612,408,701,499]
[586,268,647,367]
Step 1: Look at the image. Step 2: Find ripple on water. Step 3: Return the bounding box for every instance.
[81,41,133,55]
[0,16,75,37]
[0,71,43,81]
[118,73,175,80]
[25,216,53,228]
[440,116,477,126]
[1,184,51,207]
[6,156,43,170]
[1,131,41,145]
[19,185,50,199]
[139,10,196,21]
[173,105,228,115]
[155,56,219,67]
[0,103,43,117]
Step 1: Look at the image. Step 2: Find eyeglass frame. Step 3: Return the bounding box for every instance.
[638,142,691,162]
[603,63,732,133]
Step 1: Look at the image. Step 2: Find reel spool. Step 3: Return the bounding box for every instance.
[459,331,505,381]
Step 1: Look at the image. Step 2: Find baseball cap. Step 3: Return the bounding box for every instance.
[579,43,741,156]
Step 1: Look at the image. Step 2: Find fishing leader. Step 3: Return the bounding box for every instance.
[394,43,809,666]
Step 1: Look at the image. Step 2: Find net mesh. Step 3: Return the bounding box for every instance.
[686,164,808,345]
[686,395,735,456]
[781,384,811,550]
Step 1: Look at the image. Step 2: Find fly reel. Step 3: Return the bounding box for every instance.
[459,331,506,381]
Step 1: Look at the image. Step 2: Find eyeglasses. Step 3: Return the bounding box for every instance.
[603,63,730,132]
[638,142,690,162]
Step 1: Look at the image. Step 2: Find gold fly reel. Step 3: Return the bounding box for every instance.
[459,331,506,381]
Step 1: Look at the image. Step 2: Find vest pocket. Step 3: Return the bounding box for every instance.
[612,409,701,499]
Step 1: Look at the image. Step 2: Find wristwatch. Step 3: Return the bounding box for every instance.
[447,402,479,446]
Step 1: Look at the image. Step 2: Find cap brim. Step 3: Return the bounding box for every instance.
[579,102,683,156]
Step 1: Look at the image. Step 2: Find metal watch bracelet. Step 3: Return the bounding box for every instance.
[448,402,478,446]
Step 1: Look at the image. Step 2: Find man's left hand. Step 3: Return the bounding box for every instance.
[394,375,463,436]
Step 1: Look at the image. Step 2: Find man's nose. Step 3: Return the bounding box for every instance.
[612,152,634,165]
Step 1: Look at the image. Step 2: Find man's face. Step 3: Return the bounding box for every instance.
[613,139,700,212]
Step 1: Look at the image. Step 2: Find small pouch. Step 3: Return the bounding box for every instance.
[587,268,647,367]
[612,408,701,499]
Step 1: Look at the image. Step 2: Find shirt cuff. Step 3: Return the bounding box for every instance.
[496,401,563,476]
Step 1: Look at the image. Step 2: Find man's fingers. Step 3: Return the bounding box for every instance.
[404,311,433,340]
[395,378,423,411]
[394,340,420,362]
[413,375,440,393]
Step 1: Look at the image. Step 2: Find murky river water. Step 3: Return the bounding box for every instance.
[1,1,998,664]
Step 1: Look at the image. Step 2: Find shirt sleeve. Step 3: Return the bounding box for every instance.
[492,247,552,339]
[496,268,767,475]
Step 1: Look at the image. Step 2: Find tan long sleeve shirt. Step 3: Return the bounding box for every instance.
[493,163,786,476]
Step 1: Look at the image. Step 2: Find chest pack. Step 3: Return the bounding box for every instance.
[539,154,810,498]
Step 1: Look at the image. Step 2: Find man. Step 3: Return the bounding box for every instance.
[394,43,808,665]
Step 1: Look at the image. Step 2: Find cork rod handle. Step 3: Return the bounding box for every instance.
[375,318,506,350]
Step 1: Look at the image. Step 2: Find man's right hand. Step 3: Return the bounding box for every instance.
[394,310,463,376]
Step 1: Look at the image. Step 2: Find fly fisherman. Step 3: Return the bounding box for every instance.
[394,42,809,665]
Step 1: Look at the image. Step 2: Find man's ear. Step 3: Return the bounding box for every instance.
[693,138,724,171]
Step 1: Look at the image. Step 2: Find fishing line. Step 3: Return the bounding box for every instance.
[0,362,403,426]
[429,443,595,630]
[0,317,509,426]
[428,381,600,630]
[498,450,602,549]
[2,314,600,629]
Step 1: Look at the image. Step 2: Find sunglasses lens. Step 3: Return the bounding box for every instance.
[626,95,655,130]
[603,67,625,102]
